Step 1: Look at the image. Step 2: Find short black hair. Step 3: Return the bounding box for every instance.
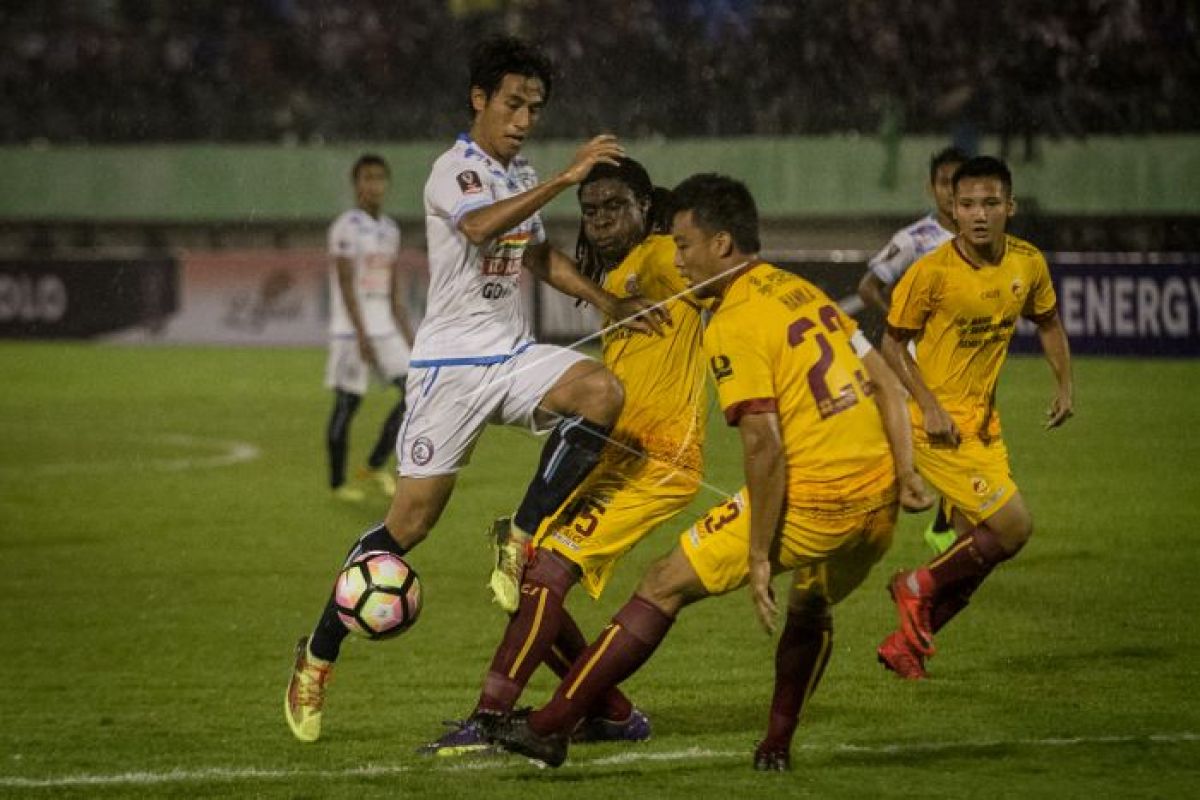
[352,154,390,181]
[952,155,1013,195]
[468,36,554,112]
[575,157,672,285]
[671,173,761,254]
[929,146,968,183]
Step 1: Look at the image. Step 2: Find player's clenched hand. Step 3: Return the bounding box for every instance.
[1044,389,1074,429]
[921,401,960,448]
[749,559,777,635]
[612,295,669,336]
[561,135,625,185]
[898,470,935,513]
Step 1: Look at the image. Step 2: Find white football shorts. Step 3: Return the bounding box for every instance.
[397,344,593,477]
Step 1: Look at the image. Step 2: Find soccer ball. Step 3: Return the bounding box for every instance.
[334,551,422,639]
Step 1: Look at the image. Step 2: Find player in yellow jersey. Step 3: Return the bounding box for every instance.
[421,157,709,755]
[484,174,932,771]
[876,156,1074,680]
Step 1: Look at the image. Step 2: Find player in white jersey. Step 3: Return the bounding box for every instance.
[285,36,666,744]
[858,147,967,314]
[857,147,966,555]
[324,154,416,503]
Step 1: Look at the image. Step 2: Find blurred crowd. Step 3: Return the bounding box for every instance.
[1,0,1196,145]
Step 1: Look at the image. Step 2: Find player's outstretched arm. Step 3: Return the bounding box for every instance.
[457,135,626,246]
[1035,310,1074,429]
[524,243,668,336]
[862,348,933,512]
[738,411,786,635]
[881,326,959,447]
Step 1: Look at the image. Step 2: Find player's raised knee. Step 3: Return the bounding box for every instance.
[575,364,625,424]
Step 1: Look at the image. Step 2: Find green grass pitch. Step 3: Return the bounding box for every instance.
[1,342,1198,798]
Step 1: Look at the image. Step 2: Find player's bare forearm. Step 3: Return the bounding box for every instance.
[1036,311,1074,427]
[458,175,572,246]
[881,327,934,408]
[858,272,890,314]
[739,411,784,634]
[863,349,933,510]
[458,135,623,246]
[524,243,615,312]
[738,412,786,564]
[862,349,916,477]
[883,326,958,446]
[389,262,416,345]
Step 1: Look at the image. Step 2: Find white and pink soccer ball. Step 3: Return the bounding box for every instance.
[334,551,422,639]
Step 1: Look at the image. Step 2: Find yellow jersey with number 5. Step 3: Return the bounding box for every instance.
[704,262,894,511]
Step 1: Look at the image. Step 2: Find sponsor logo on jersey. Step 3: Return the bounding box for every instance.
[456,170,484,195]
[709,354,733,382]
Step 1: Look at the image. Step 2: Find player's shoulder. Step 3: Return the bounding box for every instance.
[430,136,494,178]
[1006,234,1046,261]
[634,234,676,272]
[729,261,827,315]
[913,238,958,271]
[330,208,368,232]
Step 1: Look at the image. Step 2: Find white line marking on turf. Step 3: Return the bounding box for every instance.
[2,732,1196,789]
[2,434,260,476]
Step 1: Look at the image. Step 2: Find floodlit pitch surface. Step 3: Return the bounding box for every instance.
[1,343,1197,799]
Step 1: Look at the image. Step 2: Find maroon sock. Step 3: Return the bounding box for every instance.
[476,553,576,714]
[927,525,1010,593]
[931,569,991,632]
[761,607,834,751]
[549,612,634,722]
[529,594,673,736]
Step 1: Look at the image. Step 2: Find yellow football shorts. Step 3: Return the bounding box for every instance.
[535,446,700,599]
[915,437,1018,526]
[679,488,898,604]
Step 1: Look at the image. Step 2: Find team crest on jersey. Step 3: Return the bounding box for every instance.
[456,170,484,195]
[624,274,641,295]
[971,476,990,496]
[411,437,435,466]
[709,354,733,383]
[1011,278,1025,297]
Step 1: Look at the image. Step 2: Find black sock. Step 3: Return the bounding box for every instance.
[326,390,362,488]
[513,416,611,536]
[368,383,406,469]
[932,503,952,533]
[309,523,407,662]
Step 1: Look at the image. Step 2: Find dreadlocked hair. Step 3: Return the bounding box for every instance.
[574,157,672,288]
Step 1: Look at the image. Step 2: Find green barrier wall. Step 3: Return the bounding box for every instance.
[2,136,1197,221]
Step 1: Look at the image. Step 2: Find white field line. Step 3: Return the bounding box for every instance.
[3,732,1197,789]
[0,434,260,476]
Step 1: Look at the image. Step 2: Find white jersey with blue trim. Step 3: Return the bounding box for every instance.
[412,134,547,366]
[327,209,401,337]
[868,213,955,287]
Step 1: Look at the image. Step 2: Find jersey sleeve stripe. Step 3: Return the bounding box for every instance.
[450,197,494,226]
[724,398,778,426]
